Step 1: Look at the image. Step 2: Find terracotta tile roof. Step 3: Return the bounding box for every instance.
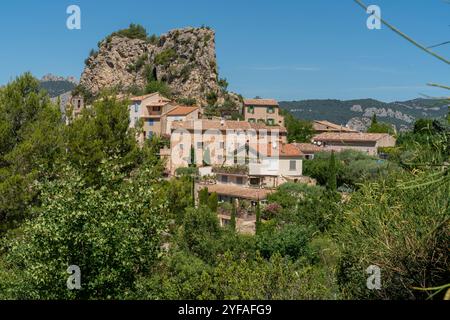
[130,92,172,103]
[244,99,279,106]
[205,184,274,200]
[313,120,357,132]
[292,143,323,154]
[313,132,392,142]
[264,143,303,157]
[171,120,287,133]
[166,106,199,116]
[280,143,303,157]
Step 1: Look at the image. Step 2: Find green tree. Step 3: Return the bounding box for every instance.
[255,202,262,234]
[64,94,141,185]
[0,162,168,299]
[327,151,337,191]
[0,73,64,233]
[230,201,237,231]
[282,111,314,143]
[181,206,221,262]
[198,187,209,206]
[208,192,218,213]
[368,114,395,134]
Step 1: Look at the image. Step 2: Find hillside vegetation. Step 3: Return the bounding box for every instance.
[0,74,448,300]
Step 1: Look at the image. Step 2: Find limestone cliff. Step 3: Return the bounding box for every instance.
[80,27,223,106]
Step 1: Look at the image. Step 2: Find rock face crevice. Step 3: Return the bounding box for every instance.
[80,27,221,105]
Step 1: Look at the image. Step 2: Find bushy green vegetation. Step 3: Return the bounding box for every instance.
[0,73,448,300]
[368,114,396,134]
[145,80,171,98]
[155,49,177,66]
[109,23,148,41]
[282,111,314,143]
[304,149,399,189]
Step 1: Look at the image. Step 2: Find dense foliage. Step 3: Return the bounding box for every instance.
[0,74,448,300]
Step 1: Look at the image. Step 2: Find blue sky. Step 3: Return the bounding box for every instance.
[0,0,449,102]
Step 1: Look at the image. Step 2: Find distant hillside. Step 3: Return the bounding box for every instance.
[39,80,76,98]
[280,98,449,132]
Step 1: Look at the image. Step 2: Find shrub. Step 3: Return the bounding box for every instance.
[145,80,171,98]
[155,49,176,66]
[111,23,148,40]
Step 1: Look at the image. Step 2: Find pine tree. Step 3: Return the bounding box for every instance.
[327,151,337,191]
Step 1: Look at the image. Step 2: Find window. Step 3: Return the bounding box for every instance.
[289,160,297,171]
[147,131,153,139]
[197,142,203,149]
[221,175,228,183]
[77,100,81,109]
[218,155,223,161]
[179,143,184,150]
[248,118,256,123]
[247,106,254,114]
[147,119,154,126]
[236,177,243,185]
[267,106,274,114]
[267,119,275,126]
[134,104,139,113]
[153,106,161,112]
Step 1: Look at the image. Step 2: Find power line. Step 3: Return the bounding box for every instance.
[354,0,450,65]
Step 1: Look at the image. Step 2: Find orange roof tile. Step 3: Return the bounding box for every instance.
[244,99,279,106]
[166,106,199,116]
[130,92,172,103]
[171,120,287,133]
[205,184,274,200]
[313,120,357,132]
[292,143,323,154]
[313,132,392,142]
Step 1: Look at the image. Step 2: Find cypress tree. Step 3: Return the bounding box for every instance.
[199,188,209,206]
[255,201,262,234]
[208,192,218,212]
[327,151,337,192]
[230,200,237,231]
[371,114,378,125]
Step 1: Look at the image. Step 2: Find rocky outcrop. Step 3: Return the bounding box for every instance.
[41,74,78,84]
[80,27,223,106]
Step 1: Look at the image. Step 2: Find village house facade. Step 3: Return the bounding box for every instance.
[196,142,316,234]
[243,98,285,127]
[312,132,396,156]
[128,92,174,142]
[169,119,288,173]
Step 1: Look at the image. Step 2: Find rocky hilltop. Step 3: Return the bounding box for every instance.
[280,98,449,132]
[80,27,223,106]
